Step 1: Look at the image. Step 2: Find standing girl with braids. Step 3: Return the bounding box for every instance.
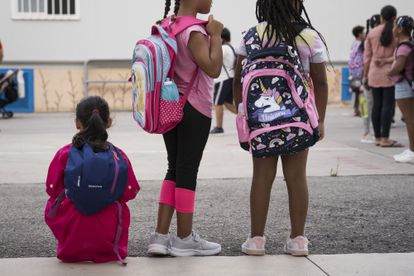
[147,0,224,257]
[45,96,140,264]
[364,5,401,148]
[233,0,329,256]
[388,16,414,163]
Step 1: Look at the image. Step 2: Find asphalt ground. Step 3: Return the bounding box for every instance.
[1,174,413,258]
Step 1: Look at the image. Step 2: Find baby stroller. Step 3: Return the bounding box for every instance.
[0,70,19,119]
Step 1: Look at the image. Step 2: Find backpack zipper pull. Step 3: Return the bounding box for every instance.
[77,176,81,187]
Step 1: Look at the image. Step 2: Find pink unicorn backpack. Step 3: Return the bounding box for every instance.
[131,16,206,134]
[236,24,320,157]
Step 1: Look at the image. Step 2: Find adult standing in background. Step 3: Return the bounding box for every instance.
[210,28,237,134]
[364,5,402,147]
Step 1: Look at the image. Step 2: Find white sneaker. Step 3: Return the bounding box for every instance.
[241,235,266,256]
[148,232,171,256]
[360,134,374,144]
[284,236,309,257]
[170,231,222,257]
[394,149,414,163]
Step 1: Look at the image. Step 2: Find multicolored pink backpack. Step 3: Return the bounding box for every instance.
[348,40,364,81]
[236,25,320,158]
[131,16,206,134]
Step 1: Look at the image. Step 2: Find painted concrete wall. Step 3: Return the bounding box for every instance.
[1,0,414,63]
[27,66,340,112]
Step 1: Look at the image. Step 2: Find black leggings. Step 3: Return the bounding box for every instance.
[163,103,211,191]
[371,87,395,139]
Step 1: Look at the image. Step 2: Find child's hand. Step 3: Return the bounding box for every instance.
[206,15,223,37]
[375,59,386,67]
[318,121,325,141]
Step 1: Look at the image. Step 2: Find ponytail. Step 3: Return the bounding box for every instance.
[380,20,394,47]
[380,5,397,47]
[72,96,111,152]
[365,19,370,36]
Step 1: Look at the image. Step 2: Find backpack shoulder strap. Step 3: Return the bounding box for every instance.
[225,44,237,58]
[292,22,309,37]
[395,41,414,57]
[243,26,261,57]
[161,16,208,36]
[397,41,414,49]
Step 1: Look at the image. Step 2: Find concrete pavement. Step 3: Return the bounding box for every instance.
[0,106,413,275]
[1,254,413,276]
[0,107,413,184]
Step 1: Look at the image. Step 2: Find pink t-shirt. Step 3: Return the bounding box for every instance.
[392,42,413,83]
[364,25,397,88]
[174,25,214,118]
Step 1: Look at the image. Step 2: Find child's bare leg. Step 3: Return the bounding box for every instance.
[177,213,194,238]
[224,102,237,114]
[214,105,224,128]
[397,98,414,151]
[156,204,175,234]
[281,150,309,238]
[251,156,278,237]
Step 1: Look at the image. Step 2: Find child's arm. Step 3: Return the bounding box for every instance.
[46,145,70,198]
[188,15,223,78]
[310,63,328,141]
[387,56,407,77]
[375,56,394,67]
[233,55,245,107]
[363,36,373,88]
[118,150,140,202]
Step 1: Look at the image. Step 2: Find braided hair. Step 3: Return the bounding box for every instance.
[396,16,414,39]
[174,0,181,16]
[158,0,180,24]
[380,5,397,47]
[255,0,328,56]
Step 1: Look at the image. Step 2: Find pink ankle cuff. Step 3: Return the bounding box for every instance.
[175,188,195,214]
[159,180,176,207]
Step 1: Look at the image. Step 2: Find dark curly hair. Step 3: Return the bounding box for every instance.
[255,0,329,57]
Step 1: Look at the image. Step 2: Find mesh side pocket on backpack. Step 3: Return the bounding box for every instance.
[159,99,183,126]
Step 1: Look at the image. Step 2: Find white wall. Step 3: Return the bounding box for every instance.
[1,0,414,63]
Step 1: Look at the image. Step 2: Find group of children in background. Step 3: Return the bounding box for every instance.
[349,5,414,163]
[45,0,329,264]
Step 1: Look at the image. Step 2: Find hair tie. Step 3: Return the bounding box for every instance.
[92,109,100,115]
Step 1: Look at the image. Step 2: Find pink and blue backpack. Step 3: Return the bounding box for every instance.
[237,25,320,158]
[131,16,206,134]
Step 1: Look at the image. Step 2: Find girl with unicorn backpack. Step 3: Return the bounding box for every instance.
[233,0,329,256]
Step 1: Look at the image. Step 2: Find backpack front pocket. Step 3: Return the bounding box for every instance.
[243,69,306,130]
[249,122,316,157]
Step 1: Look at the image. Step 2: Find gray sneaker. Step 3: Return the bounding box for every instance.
[148,232,171,256]
[170,231,222,257]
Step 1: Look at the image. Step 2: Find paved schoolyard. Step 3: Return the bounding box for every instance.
[0,106,413,275]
